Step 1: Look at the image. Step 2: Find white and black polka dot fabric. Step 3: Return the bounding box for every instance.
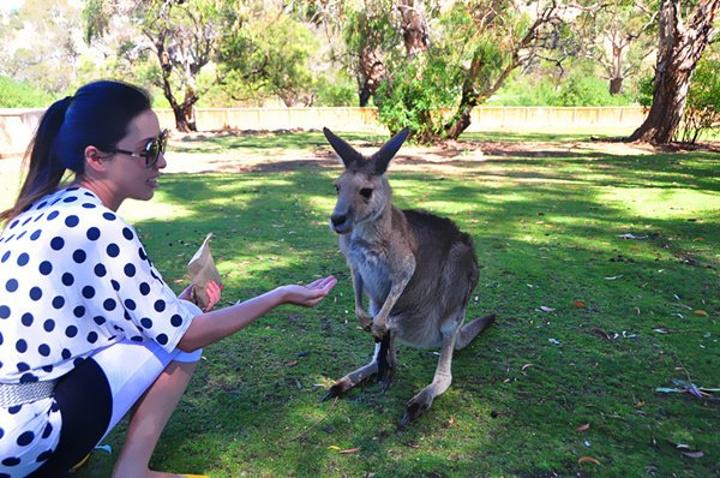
[0,186,200,476]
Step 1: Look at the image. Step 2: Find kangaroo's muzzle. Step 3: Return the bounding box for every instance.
[330,213,352,234]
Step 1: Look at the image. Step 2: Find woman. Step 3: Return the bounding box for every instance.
[0,80,337,478]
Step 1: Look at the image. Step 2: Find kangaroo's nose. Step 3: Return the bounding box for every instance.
[330,214,347,228]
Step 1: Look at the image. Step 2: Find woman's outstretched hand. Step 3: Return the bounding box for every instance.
[280,275,338,307]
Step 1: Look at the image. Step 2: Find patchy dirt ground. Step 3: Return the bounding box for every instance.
[3,131,716,180]
[161,131,678,176]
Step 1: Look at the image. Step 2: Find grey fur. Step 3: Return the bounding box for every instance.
[323,127,496,426]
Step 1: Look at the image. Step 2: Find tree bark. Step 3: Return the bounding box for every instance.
[629,0,719,144]
[358,49,386,107]
[397,0,428,59]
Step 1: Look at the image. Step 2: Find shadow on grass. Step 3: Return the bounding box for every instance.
[173,130,388,155]
[75,139,718,478]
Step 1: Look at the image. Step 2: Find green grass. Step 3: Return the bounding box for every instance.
[48,131,719,477]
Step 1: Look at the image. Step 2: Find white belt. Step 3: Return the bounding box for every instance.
[0,380,58,408]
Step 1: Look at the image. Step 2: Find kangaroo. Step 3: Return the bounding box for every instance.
[322,127,496,426]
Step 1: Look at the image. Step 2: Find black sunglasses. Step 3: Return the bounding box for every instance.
[108,129,168,168]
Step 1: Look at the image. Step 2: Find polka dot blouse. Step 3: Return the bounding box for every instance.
[0,186,201,475]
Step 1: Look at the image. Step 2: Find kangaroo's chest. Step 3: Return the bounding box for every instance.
[343,238,393,302]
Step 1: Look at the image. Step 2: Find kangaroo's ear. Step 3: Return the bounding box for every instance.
[371,127,409,175]
[323,127,364,169]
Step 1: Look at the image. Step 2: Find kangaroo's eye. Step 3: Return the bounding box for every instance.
[360,188,373,199]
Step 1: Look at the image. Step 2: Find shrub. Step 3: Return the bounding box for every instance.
[0,76,51,108]
[680,57,720,143]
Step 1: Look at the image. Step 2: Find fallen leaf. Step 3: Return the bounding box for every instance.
[328,445,341,450]
[604,275,622,280]
[681,450,704,459]
[540,306,556,312]
[633,307,641,314]
[574,301,586,307]
[694,310,709,316]
[339,447,361,454]
[576,423,590,431]
[617,233,648,240]
[284,360,298,367]
[448,417,455,424]
[521,363,533,371]
[578,456,600,465]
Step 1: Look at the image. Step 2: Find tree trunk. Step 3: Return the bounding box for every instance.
[171,105,192,133]
[155,34,198,133]
[357,49,385,107]
[398,0,428,59]
[609,76,623,95]
[629,0,720,144]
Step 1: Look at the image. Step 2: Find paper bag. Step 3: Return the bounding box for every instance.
[187,233,222,310]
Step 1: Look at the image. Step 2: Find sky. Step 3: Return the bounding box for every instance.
[0,0,25,13]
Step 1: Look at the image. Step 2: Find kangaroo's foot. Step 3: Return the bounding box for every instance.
[455,313,497,351]
[399,388,435,428]
[322,362,378,401]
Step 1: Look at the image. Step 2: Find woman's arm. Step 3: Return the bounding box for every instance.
[177,276,337,352]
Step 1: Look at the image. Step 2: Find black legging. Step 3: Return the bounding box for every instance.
[29,358,112,477]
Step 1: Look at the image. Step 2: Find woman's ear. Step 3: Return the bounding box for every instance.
[83,145,107,173]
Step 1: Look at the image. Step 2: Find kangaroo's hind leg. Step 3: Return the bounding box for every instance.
[400,315,462,427]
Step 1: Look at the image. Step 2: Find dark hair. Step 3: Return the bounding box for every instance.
[0,80,151,223]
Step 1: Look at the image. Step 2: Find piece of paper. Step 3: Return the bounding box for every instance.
[187,233,222,310]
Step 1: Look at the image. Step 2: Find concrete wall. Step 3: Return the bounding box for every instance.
[0,108,44,158]
[1,106,647,157]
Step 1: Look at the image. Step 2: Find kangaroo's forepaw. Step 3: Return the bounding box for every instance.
[356,311,373,331]
[399,390,434,428]
[371,322,388,342]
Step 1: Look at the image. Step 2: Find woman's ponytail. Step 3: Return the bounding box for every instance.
[0,96,74,223]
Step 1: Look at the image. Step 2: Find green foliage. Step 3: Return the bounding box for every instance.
[553,63,636,107]
[0,75,52,107]
[375,55,461,142]
[314,71,358,107]
[218,13,318,106]
[369,1,567,140]
[81,0,110,45]
[680,55,720,143]
[490,60,639,107]
[487,74,559,106]
[0,0,80,95]
[636,73,654,108]
[342,0,399,57]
